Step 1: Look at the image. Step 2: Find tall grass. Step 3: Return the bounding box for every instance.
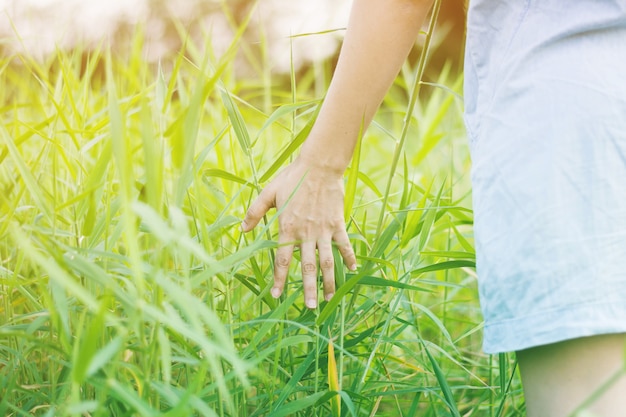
[0,6,526,417]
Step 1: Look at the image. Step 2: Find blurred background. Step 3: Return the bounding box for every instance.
[0,0,466,76]
[0,2,506,416]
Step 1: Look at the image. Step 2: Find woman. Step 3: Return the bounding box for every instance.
[241,0,626,415]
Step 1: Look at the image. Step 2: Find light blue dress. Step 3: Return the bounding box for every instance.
[464,0,626,353]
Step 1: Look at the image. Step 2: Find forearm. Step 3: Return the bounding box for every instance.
[300,0,434,172]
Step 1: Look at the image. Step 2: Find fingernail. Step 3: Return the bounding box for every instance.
[306,298,317,309]
[349,264,357,271]
[271,287,281,298]
[240,221,248,232]
[325,293,334,302]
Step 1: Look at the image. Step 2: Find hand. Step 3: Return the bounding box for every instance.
[241,157,357,308]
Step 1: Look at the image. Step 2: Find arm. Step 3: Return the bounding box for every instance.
[300,0,433,172]
[242,0,434,308]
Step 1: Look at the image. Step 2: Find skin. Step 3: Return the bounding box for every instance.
[517,334,626,417]
[242,1,626,415]
[241,0,434,308]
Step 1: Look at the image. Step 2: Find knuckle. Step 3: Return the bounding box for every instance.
[302,262,317,274]
[246,206,259,220]
[328,217,345,230]
[276,255,291,268]
[320,258,334,270]
[280,221,295,235]
[339,242,354,254]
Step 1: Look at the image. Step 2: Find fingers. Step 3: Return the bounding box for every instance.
[241,187,275,232]
[244,177,357,308]
[272,241,294,298]
[317,240,335,301]
[300,241,318,309]
[271,232,356,308]
[334,230,357,272]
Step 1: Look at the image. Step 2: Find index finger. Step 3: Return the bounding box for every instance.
[242,187,275,232]
[272,240,294,298]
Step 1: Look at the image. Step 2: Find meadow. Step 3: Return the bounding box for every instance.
[0,4,526,416]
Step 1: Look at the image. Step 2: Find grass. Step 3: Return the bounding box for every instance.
[0,6,527,417]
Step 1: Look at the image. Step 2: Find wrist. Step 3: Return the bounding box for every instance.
[299,137,354,176]
[297,149,348,177]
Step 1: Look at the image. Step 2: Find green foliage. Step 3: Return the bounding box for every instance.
[0,10,525,417]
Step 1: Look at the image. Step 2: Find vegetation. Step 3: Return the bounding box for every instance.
[0,6,525,417]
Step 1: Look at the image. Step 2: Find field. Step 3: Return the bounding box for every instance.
[0,6,526,417]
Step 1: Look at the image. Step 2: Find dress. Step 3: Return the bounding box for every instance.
[463,0,626,353]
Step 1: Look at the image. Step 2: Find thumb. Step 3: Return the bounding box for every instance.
[242,186,276,232]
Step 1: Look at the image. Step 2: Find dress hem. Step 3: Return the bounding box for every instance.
[482,300,626,354]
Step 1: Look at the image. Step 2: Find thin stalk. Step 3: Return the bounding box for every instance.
[375,0,442,239]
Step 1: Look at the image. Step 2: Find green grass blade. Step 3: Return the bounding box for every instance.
[259,103,321,183]
[0,125,52,220]
[421,339,461,417]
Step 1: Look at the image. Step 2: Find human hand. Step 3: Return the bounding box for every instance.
[241,157,357,308]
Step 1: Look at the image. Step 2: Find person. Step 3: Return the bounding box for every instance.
[241,0,626,415]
